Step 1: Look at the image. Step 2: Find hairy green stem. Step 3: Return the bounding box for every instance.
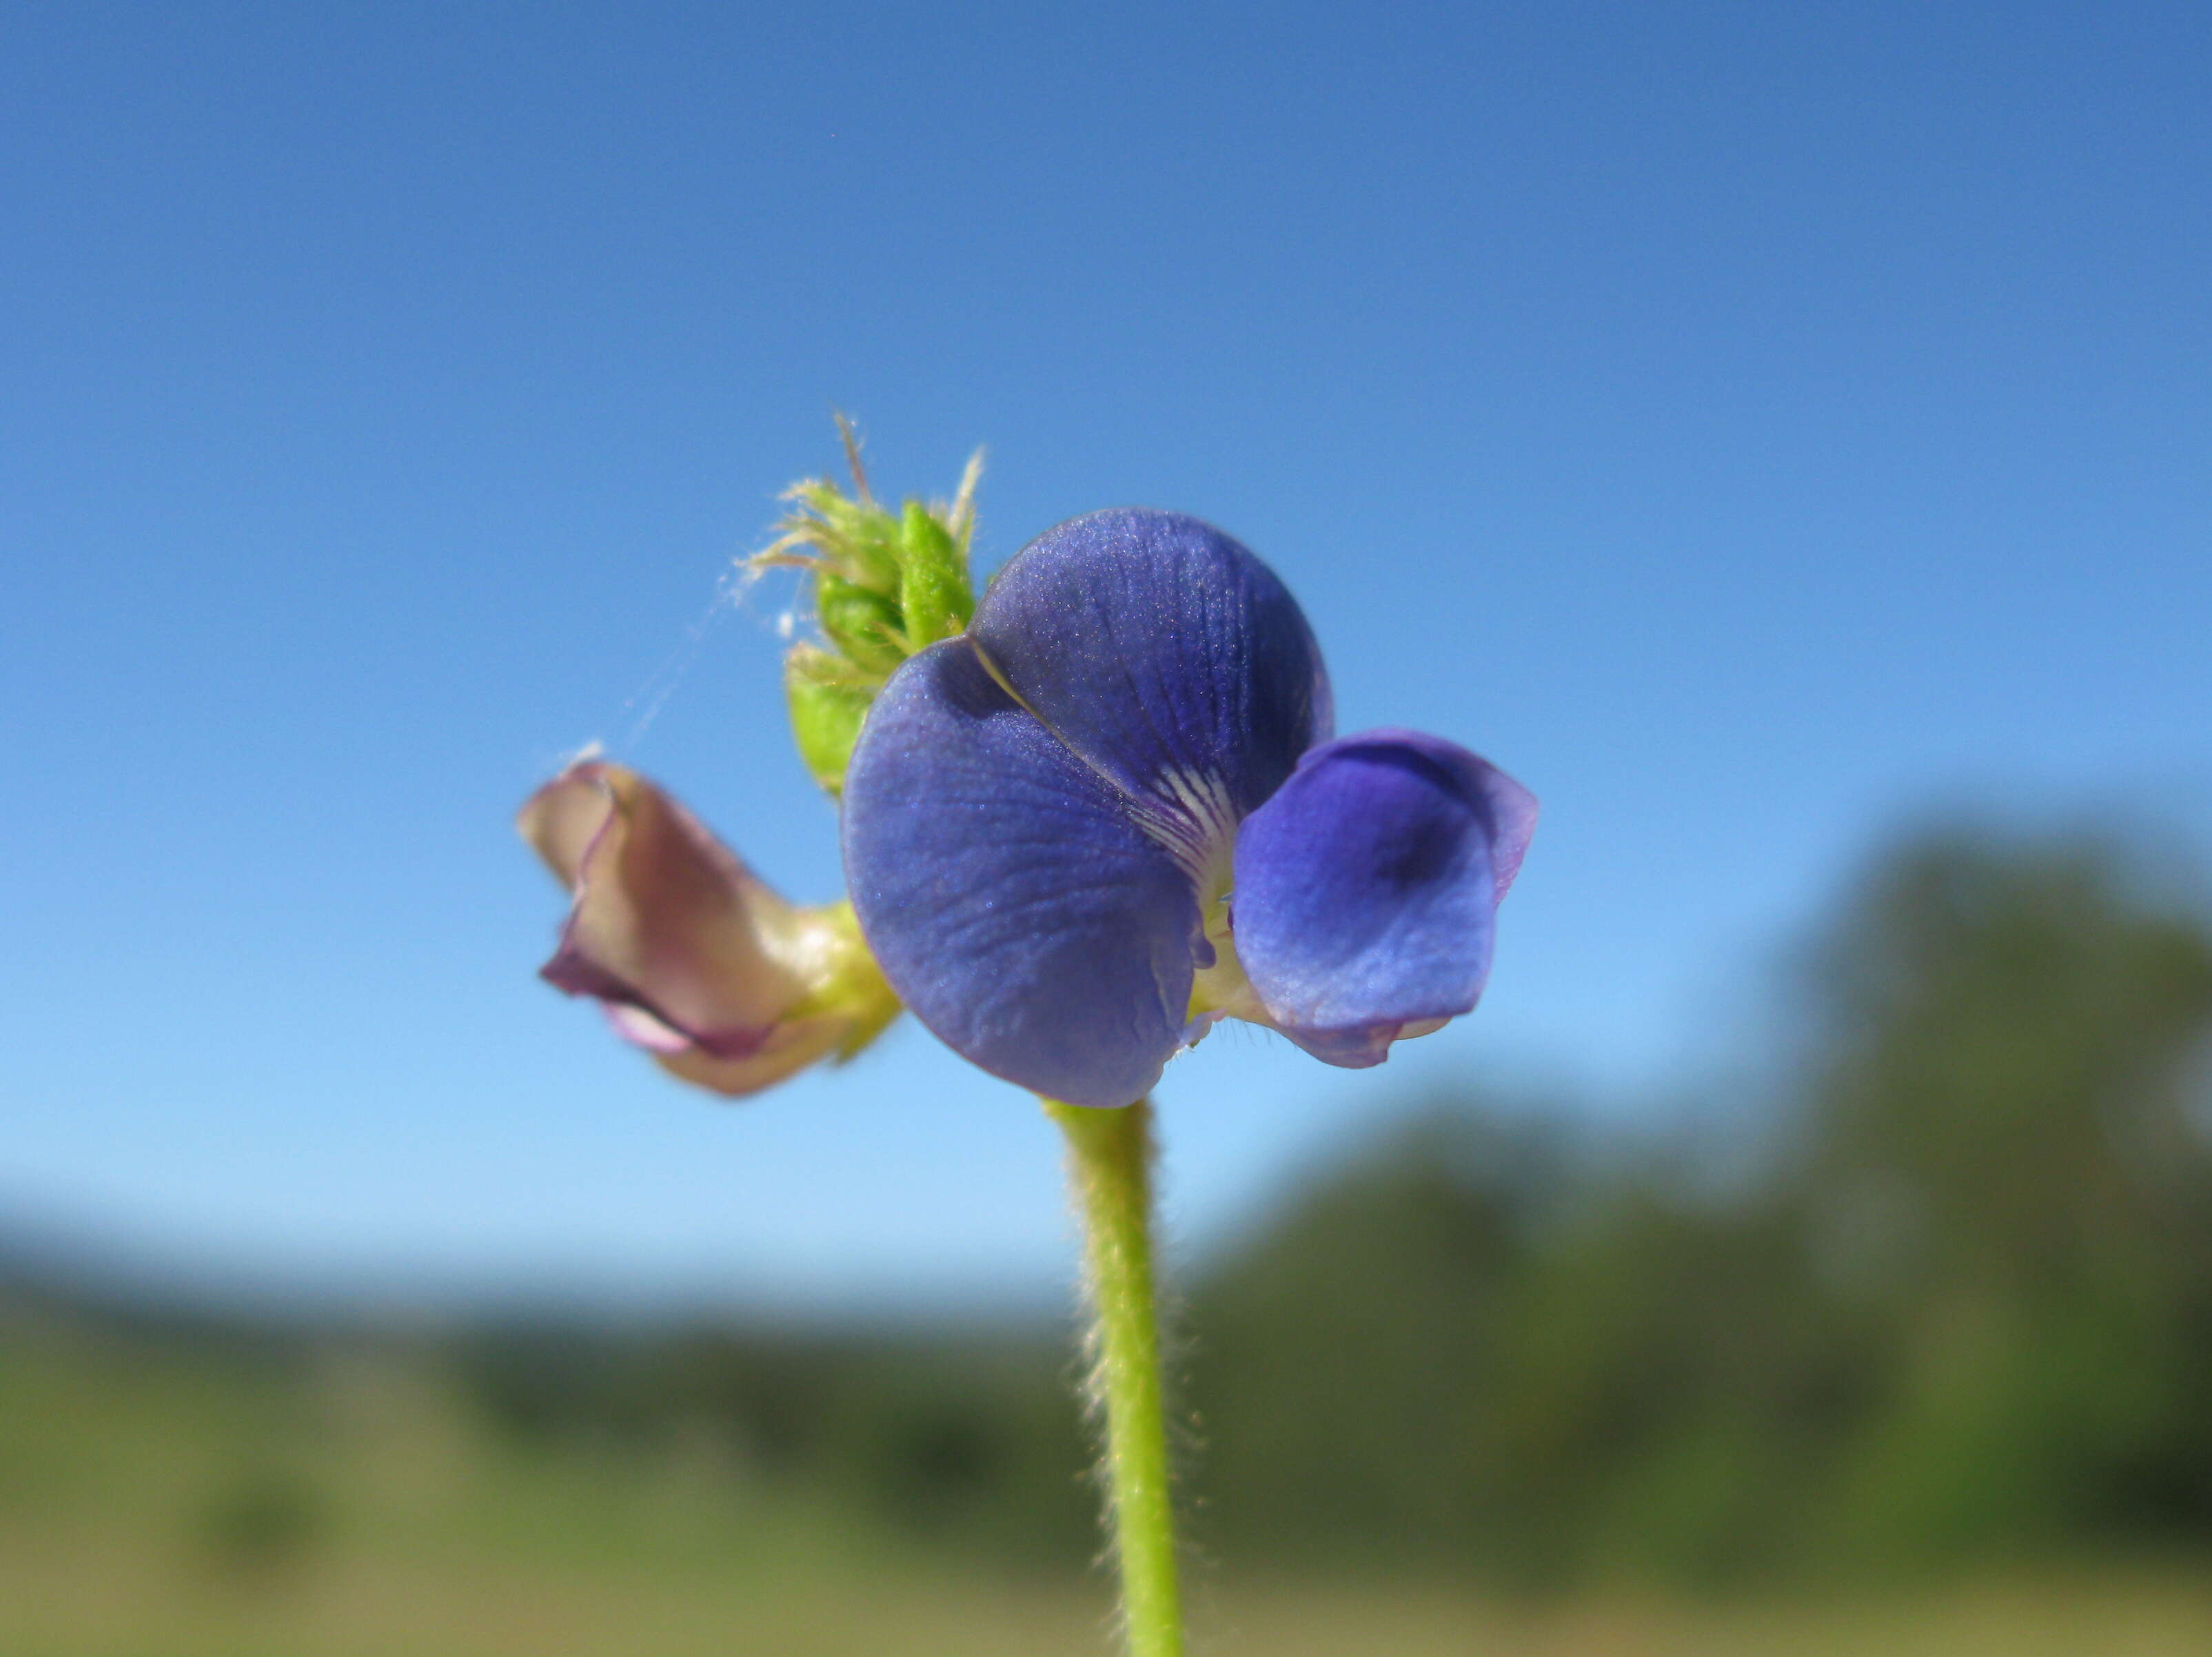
[1045,1097,1184,1657]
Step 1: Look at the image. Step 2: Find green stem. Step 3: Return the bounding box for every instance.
[1045,1097,1184,1657]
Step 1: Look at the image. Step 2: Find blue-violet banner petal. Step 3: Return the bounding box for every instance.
[844,639,1202,1108]
[970,509,1332,875]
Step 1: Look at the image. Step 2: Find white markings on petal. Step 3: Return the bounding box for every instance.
[1130,763,1241,900]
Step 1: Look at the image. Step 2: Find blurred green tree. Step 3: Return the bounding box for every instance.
[1188,827,2212,1583]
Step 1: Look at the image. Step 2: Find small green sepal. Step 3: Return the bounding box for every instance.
[784,643,875,796]
[898,500,973,646]
[785,898,903,1062]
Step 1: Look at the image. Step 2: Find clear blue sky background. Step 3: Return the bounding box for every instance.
[6,2,2207,1313]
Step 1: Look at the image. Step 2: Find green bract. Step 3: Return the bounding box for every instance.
[752,421,982,796]
[782,644,875,797]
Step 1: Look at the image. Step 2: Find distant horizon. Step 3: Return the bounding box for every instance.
[10,791,2209,1319]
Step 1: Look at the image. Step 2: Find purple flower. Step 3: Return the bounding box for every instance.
[842,509,1535,1109]
[520,760,897,1097]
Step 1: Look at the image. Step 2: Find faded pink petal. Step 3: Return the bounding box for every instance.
[518,760,886,1097]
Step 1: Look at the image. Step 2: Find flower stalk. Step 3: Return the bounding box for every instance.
[1046,1097,1184,1657]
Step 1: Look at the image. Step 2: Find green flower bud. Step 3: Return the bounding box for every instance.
[897,499,973,647]
[815,573,908,673]
[751,423,985,791]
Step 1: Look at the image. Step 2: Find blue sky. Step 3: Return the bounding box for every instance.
[5,2,2207,1312]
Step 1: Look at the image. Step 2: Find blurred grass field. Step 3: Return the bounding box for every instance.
[6,1309,2211,1657]
[10,1543,2212,1657]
